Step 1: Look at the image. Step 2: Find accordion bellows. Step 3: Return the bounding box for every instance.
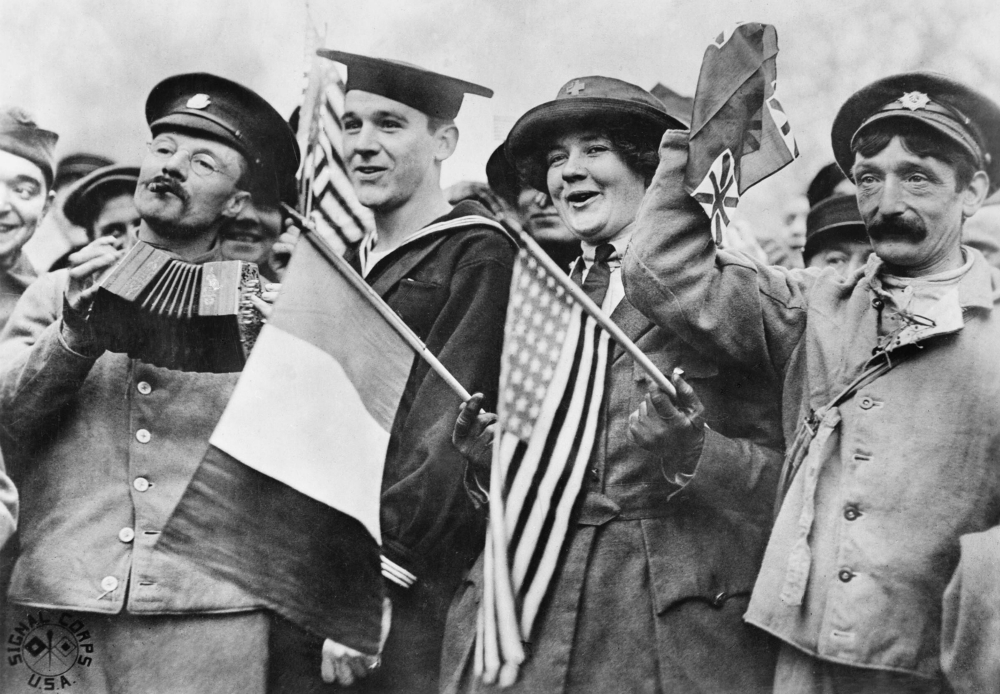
[89,241,264,372]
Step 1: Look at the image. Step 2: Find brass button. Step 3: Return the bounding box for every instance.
[844,507,860,521]
[118,527,135,543]
[133,477,150,492]
[100,575,119,592]
[859,397,874,410]
[135,429,151,443]
[838,569,854,583]
[711,591,728,607]
[137,381,152,395]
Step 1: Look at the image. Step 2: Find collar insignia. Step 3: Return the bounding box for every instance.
[898,91,931,111]
[186,94,211,110]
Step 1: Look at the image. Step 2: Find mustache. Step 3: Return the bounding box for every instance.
[144,174,187,201]
[867,215,926,240]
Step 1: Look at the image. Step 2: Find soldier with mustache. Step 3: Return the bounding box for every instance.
[623,72,1000,693]
[0,73,298,693]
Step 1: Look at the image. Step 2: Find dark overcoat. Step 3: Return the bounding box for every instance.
[440,295,785,694]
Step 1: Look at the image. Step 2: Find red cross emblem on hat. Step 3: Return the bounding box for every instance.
[898,91,931,111]
[565,80,586,96]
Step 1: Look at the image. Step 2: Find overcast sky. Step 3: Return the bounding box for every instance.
[4,0,998,230]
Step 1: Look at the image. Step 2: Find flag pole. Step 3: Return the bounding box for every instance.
[282,203,473,402]
[509,220,677,398]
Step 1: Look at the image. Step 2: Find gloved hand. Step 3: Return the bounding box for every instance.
[627,368,706,477]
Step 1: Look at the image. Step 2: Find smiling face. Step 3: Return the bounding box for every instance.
[219,199,282,265]
[545,130,647,245]
[343,91,447,213]
[134,130,248,239]
[853,136,988,276]
[0,149,51,262]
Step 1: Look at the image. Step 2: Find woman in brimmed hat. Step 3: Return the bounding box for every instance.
[443,76,784,694]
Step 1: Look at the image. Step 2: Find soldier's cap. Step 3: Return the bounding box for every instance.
[317,50,493,120]
[507,76,687,192]
[0,107,59,189]
[832,72,1000,194]
[804,194,869,262]
[63,164,139,230]
[54,153,115,191]
[146,73,300,205]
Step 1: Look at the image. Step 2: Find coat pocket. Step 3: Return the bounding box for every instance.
[391,277,447,341]
[640,509,766,614]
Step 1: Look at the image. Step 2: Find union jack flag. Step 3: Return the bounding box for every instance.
[477,247,610,686]
[295,30,373,254]
[686,23,799,246]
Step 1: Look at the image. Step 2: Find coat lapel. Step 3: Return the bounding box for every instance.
[609,298,655,363]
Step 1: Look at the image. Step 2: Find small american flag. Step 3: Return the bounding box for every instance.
[296,30,373,254]
[477,247,610,686]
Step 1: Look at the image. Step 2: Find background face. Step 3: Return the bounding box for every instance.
[3,0,998,236]
[0,149,48,260]
[91,193,140,241]
[219,200,282,265]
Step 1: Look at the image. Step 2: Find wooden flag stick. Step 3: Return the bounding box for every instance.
[281,204,472,403]
[515,226,677,399]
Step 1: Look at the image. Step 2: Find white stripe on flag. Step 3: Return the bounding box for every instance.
[502,307,583,535]
[211,324,388,542]
[520,325,609,633]
[511,309,596,586]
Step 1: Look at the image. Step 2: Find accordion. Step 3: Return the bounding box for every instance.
[88,241,264,372]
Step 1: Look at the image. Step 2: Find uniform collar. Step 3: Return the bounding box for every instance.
[578,231,631,264]
[864,245,996,313]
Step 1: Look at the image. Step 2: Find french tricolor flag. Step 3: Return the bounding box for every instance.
[157,223,414,653]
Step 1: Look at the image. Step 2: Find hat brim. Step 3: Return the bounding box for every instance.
[150,112,249,159]
[832,72,1000,194]
[63,165,140,229]
[508,98,683,192]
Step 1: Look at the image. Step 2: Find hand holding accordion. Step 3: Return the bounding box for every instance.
[88,240,265,372]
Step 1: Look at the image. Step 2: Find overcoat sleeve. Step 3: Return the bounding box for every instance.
[622,130,817,379]
[0,271,100,455]
[379,230,515,591]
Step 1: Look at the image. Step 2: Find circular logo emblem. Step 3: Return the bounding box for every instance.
[20,624,80,677]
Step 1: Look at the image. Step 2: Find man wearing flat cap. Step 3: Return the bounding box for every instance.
[48,164,141,270]
[275,50,515,694]
[0,73,298,693]
[624,71,1000,693]
[803,194,873,277]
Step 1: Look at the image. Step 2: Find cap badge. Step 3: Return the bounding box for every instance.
[898,92,931,111]
[565,80,586,96]
[186,94,211,110]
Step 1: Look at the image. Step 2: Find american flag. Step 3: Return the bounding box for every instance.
[295,31,373,254]
[477,247,610,686]
[685,23,798,245]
